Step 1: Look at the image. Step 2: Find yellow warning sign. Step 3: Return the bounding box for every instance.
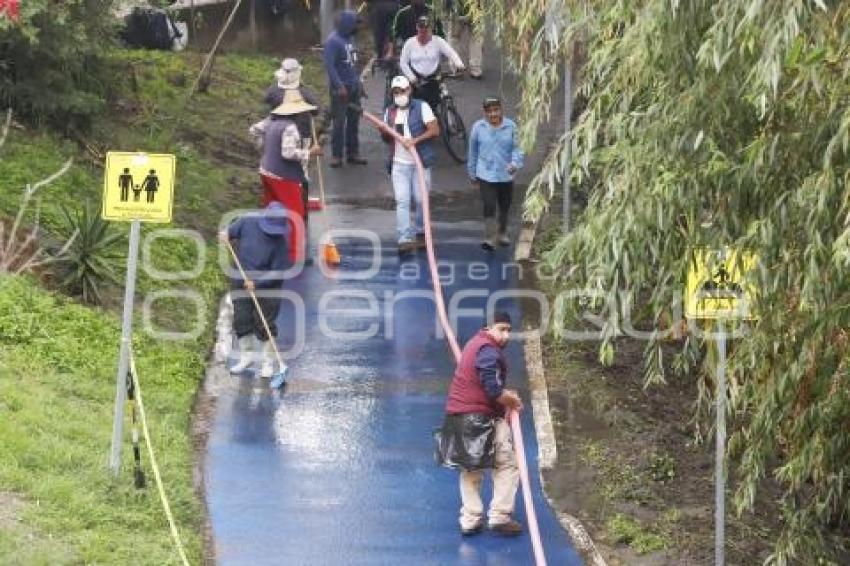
[685,248,758,320]
[102,152,175,222]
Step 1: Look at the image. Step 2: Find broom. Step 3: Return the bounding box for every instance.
[223,238,290,389]
[310,117,341,266]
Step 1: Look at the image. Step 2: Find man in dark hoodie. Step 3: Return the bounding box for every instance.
[323,10,367,168]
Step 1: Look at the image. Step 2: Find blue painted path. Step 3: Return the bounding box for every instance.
[205,38,580,565]
[205,204,582,565]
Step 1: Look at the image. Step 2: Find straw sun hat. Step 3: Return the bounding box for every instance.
[271,88,317,116]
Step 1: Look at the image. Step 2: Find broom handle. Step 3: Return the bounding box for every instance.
[310,118,331,232]
[310,118,326,207]
[223,238,286,369]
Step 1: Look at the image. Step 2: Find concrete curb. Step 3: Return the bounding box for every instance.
[514,223,537,262]
[517,234,608,566]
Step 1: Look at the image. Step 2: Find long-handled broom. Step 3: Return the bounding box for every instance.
[310,117,341,266]
[223,238,290,389]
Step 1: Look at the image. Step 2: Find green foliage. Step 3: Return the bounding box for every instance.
[649,452,676,484]
[489,1,850,562]
[607,513,668,555]
[0,274,204,563]
[55,202,125,304]
[0,1,119,128]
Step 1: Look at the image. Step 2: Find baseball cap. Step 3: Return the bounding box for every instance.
[390,75,410,90]
[482,96,502,108]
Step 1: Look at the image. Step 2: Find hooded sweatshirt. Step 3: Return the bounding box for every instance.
[323,10,359,90]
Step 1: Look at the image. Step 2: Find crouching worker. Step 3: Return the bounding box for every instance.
[436,312,524,536]
[219,202,291,380]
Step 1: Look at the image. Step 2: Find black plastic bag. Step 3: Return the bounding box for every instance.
[121,7,181,51]
[434,413,496,471]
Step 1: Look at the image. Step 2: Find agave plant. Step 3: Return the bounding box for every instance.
[55,202,125,305]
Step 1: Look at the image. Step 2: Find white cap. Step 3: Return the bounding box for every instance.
[390,75,410,90]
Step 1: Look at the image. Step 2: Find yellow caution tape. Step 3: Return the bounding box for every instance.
[129,351,191,566]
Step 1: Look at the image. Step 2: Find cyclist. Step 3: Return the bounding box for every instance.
[399,15,465,115]
[389,0,445,57]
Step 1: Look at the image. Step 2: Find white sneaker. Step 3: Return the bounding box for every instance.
[229,336,256,373]
[258,340,278,378]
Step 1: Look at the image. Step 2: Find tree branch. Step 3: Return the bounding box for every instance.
[4,157,74,257]
[0,108,11,153]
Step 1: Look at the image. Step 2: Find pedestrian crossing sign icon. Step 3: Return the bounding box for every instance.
[685,248,758,320]
[102,152,175,222]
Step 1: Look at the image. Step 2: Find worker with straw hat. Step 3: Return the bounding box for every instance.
[219,202,292,381]
[250,89,322,263]
[261,57,322,262]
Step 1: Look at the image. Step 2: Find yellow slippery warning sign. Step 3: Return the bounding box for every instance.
[102,152,175,222]
[685,248,758,320]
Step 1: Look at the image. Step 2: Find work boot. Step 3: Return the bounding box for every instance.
[258,339,278,379]
[398,240,417,254]
[481,218,497,251]
[490,519,523,536]
[229,336,256,373]
[415,232,427,249]
[460,520,484,536]
[497,228,511,247]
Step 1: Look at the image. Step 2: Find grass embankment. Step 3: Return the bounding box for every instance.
[0,48,327,563]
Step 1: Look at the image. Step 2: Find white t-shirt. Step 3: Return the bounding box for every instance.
[391,103,436,165]
[400,35,465,81]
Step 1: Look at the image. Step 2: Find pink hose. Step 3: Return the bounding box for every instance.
[360,109,546,566]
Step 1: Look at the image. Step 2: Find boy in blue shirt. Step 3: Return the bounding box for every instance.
[467,96,524,250]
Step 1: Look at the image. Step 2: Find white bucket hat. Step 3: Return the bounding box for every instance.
[275,58,302,90]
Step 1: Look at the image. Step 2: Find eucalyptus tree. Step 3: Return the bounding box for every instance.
[483,1,850,562]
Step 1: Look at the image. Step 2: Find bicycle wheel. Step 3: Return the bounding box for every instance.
[440,100,468,164]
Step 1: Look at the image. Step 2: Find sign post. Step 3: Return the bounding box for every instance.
[685,248,757,566]
[103,151,175,476]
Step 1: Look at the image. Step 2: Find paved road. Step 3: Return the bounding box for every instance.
[205,43,581,565]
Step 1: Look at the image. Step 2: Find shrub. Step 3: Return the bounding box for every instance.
[0,0,120,129]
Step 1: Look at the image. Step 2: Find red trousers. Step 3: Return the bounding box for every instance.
[261,174,306,263]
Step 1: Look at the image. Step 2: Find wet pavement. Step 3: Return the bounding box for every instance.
[205,42,581,565]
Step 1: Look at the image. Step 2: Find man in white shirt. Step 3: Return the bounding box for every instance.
[381,75,441,254]
[399,15,465,114]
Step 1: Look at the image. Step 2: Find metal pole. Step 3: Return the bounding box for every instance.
[562,52,572,233]
[320,0,334,43]
[715,320,727,565]
[109,219,142,475]
[250,0,258,49]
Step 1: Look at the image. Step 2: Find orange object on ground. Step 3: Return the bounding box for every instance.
[261,174,305,263]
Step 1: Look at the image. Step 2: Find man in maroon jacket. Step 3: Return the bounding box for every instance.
[438,312,524,536]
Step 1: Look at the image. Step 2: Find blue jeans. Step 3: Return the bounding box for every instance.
[330,84,361,159]
[391,162,431,243]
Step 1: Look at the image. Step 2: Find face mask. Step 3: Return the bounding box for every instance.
[394,94,410,107]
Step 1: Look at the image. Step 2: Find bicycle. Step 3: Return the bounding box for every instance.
[420,73,468,164]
